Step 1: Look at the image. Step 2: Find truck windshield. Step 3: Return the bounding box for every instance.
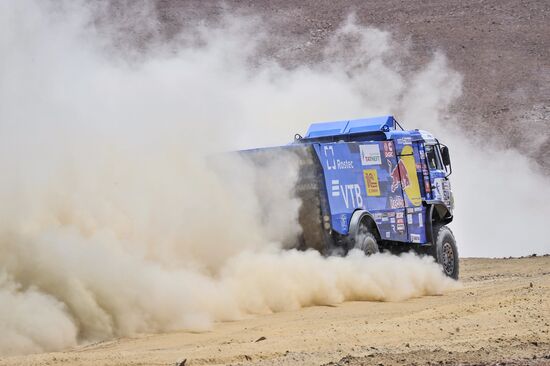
[425,145,443,170]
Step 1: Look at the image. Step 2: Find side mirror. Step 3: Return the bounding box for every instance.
[441,146,451,167]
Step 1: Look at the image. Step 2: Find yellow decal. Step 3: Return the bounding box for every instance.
[363,169,381,196]
[400,145,422,206]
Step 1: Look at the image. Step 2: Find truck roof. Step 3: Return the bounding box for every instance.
[305,115,396,138]
[300,115,437,144]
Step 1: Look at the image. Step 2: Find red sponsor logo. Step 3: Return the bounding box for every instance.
[389,159,410,193]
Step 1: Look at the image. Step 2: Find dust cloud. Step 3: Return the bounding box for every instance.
[0,0,543,357]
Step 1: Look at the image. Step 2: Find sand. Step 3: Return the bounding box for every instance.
[2,255,549,366]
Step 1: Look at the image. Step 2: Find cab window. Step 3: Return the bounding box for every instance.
[425,145,443,170]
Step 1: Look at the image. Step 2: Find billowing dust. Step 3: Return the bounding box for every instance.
[0,0,547,357]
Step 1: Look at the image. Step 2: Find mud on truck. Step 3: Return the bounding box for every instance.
[241,115,458,279]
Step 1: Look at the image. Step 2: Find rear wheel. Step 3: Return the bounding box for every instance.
[429,225,459,279]
[354,225,379,255]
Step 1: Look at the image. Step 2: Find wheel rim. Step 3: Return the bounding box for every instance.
[442,242,455,276]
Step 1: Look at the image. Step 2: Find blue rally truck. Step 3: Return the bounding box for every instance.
[242,115,458,279]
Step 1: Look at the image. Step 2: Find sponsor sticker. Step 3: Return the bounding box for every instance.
[363,169,381,196]
[383,141,395,158]
[397,137,412,145]
[339,184,364,208]
[397,223,405,231]
[439,180,452,204]
[359,144,382,166]
[331,180,364,209]
[324,145,355,170]
[407,214,413,225]
[385,231,391,238]
[389,159,410,193]
[396,211,404,219]
[389,195,405,209]
[434,178,446,201]
[418,213,423,227]
[410,234,421,243]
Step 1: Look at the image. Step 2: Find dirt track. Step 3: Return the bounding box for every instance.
[2,256,549,366]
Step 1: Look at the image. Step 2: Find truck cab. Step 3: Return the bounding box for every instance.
[294,115,458,278]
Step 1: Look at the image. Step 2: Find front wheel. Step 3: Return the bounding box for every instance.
[429,225,459,279]
[354,226,380,256]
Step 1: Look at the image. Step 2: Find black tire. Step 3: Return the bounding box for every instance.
[429,225,459,279]
[354,225,380,255]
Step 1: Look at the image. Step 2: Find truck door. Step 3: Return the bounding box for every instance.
[381,141,408,242]
[347,140,407,243]
[394,140,426,244]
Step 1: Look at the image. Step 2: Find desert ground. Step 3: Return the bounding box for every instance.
[2,256,549,366]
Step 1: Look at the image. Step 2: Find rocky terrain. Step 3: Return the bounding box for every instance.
[107,0,550,169]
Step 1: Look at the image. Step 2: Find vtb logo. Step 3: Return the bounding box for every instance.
[331,180,364,209]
